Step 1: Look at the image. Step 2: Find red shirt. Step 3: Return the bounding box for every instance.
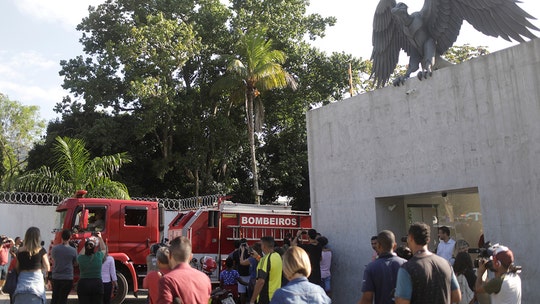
[157,263,211,304]
[143,269,170,304]
[0,244,11,265]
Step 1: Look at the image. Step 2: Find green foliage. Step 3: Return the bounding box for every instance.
[215,27,297,203]
[18,136,131,199]
[443,44,489,64]
[0,93,46,190]
[43,0,361,209]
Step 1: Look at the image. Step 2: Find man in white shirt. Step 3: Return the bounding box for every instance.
[475,245,521,304]
[436,226,455,263]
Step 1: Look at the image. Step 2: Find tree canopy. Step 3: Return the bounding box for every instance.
[25,0,488,209]
[19,136,131,199]
[0,93,46,190]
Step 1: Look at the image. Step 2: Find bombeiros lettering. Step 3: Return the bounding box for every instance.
[241,216,297,226]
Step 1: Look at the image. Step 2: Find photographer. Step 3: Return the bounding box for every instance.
[233,238,251,304]
[475,245,521,304]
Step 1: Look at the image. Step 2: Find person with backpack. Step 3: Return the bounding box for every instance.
[249,236,282,304]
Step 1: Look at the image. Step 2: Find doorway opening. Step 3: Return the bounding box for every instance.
[376,187,483,252]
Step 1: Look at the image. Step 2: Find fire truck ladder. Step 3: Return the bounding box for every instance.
[226,226,308,242]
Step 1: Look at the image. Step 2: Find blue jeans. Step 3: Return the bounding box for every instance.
[321,276,331,292]
[13,293,45,304]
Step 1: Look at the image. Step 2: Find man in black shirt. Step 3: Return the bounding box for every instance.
[233,238,251,304]
[293,229,322,284]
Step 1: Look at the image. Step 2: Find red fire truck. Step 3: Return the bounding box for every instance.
[52,193,310,303]
[52,192,164,303]
[168,200,312,279]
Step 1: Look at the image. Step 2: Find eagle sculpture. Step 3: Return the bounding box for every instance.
[371,0,539,87]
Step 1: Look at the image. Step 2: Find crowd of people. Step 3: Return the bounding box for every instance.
[0,228,117,304]
[359,223,521,304]
[0,222,522,304]
[143,229,332,304]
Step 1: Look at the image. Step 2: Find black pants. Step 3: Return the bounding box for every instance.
[103,281,113,304]
[51,279,73,304]
[77,278,104,304]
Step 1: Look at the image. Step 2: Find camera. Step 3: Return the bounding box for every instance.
[301,231,308,235]
[400,236,408,243]
[473,242,495,271]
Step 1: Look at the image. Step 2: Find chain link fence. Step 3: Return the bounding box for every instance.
[0,191,223,211]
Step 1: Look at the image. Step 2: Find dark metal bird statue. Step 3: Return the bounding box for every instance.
[371,0,539,87]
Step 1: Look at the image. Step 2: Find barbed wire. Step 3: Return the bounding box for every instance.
[0,191,64,206]
[133,194,223,211]
[0,191,223,211]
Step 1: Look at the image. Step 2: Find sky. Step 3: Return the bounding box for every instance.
[1,0,539,122]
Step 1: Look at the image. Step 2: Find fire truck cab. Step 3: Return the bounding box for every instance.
[52,193,163,304]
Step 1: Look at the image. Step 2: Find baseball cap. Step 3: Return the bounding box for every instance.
[85,236,99,248]
[492,245,514,268]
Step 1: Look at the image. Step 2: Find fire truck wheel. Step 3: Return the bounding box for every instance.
[111,271,128,304]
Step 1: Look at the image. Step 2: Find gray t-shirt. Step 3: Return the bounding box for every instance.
[51,244,77,280]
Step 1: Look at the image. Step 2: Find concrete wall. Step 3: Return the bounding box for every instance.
[307,38,540,303]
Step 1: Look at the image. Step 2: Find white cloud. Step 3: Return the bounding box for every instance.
[0,50,65,121]
[0,80,63,121]
[0,51,58,82]
[14,0,106,30]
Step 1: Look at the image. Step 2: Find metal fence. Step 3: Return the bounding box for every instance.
[0,191,223,211]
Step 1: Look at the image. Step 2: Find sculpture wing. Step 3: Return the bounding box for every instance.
[371,0,412,88]
[420,0,463,55]
[422,0,539,55]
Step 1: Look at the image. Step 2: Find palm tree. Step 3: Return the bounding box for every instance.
[218,28,297,204]
[16,136,132,199]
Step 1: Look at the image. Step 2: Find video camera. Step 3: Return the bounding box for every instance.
[472,242,495,271]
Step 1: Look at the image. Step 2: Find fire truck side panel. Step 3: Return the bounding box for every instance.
[186,212,220,255]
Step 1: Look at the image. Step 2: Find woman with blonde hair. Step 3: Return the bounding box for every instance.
[13,227,50,304]
[270,246,331,304]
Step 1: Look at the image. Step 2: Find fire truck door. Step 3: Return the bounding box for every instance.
[119,205,153,265]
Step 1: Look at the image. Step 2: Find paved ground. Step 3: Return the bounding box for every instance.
[0,291,148,303]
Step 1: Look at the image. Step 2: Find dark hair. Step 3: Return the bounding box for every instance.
[453,252,473,275]
[61,229,72,241]
[318,236,329,247]
[396,245,413,260]
[308,229,317,240]
[225,257,234,268]
[85,240,95,256]
[438,226,451,236]
[261,236,275,248]
[371,235,378,241]
[169,236,192,263]
[377,230,396,252]
[409,222,430,246]
[251,243,263,256]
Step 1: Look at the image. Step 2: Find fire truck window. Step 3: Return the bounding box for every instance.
[208,211,219,227]
[125,207,147,226]
[88,208,106,231]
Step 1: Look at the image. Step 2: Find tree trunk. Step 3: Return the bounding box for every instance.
[246,88,260,204]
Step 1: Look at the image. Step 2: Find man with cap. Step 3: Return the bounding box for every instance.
[475,244,521,304]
